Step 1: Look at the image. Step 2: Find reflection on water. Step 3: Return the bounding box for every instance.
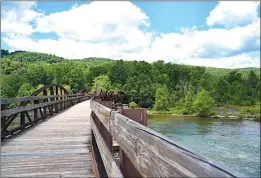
[148,115,260,178]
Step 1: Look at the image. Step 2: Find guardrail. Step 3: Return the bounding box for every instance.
[90,98,244,178]
[1,94,91,140]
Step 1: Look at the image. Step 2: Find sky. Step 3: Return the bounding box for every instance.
[1,1,260,69]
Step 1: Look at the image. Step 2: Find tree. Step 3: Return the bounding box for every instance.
[154,85,169,111]
[1,49,9,56]
[247,70,258,88]
[27,63,53,87]
[123,74,154,108]
[229,81,242,105]
[91,75,112,92]
[66,67,85,93]
[200,73,214,92]
[0,74,25,98]
[184,90,194,114]
[18,83,34,97]
[214,78,230,104]
[193,89,216,117]
[107,60,127,85]
[225,71,242,84]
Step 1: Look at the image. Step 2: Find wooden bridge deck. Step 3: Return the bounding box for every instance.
[1,100,93,177]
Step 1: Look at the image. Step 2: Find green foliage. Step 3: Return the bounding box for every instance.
[193,89,216,117]
[129,101,138,109]
[108,60,127,85]
[234,105,260,115]
[154,85,169,111]
[1,49,260,117]
[214,78,230,104]
[123,73,154,108]
[91,75,112,92]
[1,74,25,98]
[184,91,194,114]
[18,83,34,97]
[1,50,65,63]
[26,63,53,87]
[63,84,72,94]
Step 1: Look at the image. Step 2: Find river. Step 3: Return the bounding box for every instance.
[148,115,260,177]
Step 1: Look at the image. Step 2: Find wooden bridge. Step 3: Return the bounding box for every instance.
[1,85,244,177]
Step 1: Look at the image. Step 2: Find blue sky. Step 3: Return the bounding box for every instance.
[1,1,260,68]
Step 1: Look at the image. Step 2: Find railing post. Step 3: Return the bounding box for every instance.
[50,86,54,114]
[55,86,59,112]
[43,90,48,117]
[65,94,67,109]
[20,113,25,128]
[34,100,38,121]
[60,88,63,110]
[1,104,7,139]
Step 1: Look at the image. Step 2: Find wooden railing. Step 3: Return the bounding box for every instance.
[90,98,245,178]
[1,94,91,140]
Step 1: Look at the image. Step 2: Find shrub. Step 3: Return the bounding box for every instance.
[193,89,216,117]
[129,101,138,109]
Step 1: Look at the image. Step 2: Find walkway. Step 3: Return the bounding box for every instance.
[1,100,93,177]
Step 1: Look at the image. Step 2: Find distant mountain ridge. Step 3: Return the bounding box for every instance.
[1,49,113,66]
[1,49,260,72]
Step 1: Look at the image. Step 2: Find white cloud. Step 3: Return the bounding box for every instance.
[35,2,150,42]
[1,1,43,36]
[1,1,260,68]
[181,53,260,69]
[206,1,260,28]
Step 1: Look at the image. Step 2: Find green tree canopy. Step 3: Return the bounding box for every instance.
[193,89,216,117]
[18,83,34,97]
[91,75,112,92]
[154,85,169,111]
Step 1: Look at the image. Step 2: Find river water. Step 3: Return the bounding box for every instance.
[148,115,260,177]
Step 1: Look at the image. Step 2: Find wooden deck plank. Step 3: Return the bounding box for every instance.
[1,100,94,177]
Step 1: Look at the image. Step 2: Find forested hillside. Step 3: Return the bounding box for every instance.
[1,49,113,65]
[1,49,260,117]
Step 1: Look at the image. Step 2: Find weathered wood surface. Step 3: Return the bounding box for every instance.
[110,111,244,178]
[90,99,110,131]
[91,116,123,178]
[1,100,94,177]
[90,100,244,178]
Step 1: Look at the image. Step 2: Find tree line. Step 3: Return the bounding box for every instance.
[1,50,260,116]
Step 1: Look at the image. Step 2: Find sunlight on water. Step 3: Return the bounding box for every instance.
[148,115,260,178]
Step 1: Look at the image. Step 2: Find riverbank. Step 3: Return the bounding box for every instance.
[148,105,260,121]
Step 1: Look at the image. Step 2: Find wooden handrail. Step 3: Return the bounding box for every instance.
[90,99,245,178]
[1,96,85,117]
[1,94,85,104]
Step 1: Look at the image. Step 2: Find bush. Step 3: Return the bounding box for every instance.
[193,89,216,117]
[129,101,138,109]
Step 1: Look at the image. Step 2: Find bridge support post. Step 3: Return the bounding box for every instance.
[119,108,147,178]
